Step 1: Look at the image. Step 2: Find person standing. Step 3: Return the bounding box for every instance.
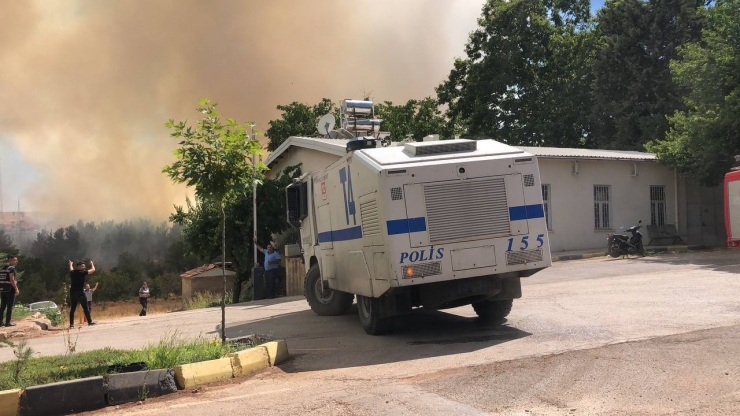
[254,237,281,299]
[0,255,20,327]
[138,282,150,316]
[68,260,96,328]
[82,282,99,323]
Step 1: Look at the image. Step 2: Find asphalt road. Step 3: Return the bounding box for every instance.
[4,250,740,415]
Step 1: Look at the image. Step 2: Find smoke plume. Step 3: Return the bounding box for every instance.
[0,0,483,223]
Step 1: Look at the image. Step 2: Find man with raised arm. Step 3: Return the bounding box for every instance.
[68,259,96,328]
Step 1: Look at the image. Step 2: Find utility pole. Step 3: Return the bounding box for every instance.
[0,157,4,212]
[251,125,258,267]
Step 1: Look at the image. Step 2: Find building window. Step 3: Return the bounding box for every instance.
[594,185,611,230]
[542,184,552,230]
[650,185,667,226]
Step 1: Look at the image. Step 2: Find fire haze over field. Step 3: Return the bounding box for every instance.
[0,0,484,223]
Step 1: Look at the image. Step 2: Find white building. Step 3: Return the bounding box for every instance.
[266,137,724,253]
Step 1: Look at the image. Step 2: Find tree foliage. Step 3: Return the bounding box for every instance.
[591,0,706,150]
[646,0,740,186]
[375,98,455,141]
[266,98,337,151]
[436,0,594,146]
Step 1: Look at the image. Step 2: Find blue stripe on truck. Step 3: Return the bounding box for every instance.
[386,217,427,235]
[318,226,363,243]
[509,204,545,221]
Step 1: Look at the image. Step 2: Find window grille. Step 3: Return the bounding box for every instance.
[650,185,667,226]
[594,185,611,230]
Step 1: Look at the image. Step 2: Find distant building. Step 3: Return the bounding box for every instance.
[0,212,41,244]
[180,262,236,302]
[265,137,724,252]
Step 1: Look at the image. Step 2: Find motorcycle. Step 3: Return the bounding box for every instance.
[607,220,645,257]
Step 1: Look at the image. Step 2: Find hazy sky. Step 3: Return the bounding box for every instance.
[0,0,603,222]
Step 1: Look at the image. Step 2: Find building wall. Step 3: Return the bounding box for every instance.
[539,158,677,252]
[268,147,342,180]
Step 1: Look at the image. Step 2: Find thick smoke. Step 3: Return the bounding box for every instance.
[0,0,483,223]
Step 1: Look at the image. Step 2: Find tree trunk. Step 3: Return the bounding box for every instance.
[221,201,226,344]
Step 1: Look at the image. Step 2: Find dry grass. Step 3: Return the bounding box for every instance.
[74,298,183,323]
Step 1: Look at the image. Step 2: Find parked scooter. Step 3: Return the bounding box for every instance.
[607,220,645,257]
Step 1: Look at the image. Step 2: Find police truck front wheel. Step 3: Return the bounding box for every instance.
[472,299,513,323]
[304,264,353,316]
[357,295,393,335]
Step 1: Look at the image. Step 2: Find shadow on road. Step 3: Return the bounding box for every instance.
[224,304,531,373]
[603,250,740,274]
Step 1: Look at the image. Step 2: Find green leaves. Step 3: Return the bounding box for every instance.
[375,97,456,141]
[265,98,339,151]
[162,99,264,204]
[647,0,740,186]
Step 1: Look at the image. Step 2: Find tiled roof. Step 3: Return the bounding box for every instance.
[180,262,234,278]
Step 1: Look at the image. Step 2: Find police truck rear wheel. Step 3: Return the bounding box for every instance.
[304,264,353,316]
[472,299,513,323]
[357,295,393,335]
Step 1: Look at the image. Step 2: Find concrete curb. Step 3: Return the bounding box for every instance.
[105,369,178,405]
[174,357,234,390]
[228,346,270,377]
[22,376,106,416]
[551,245,719,262]
[0,389,21,416]
[263,340,289,366]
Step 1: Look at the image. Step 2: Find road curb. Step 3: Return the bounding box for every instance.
[552,245,720,262]
[105,369,178,405]
[0,389,21,416]
[263,340,289,366]
[228,346,270,377]
[22,376,106,416]
[174,357,234,390]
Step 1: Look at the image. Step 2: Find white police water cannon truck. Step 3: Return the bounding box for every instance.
[286,99,551,335]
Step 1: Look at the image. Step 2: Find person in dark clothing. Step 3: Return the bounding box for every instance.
[0,255,20,327]
[138,282,150,316]
[68,259,96,328]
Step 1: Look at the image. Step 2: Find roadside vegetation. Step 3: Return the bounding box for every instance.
[0,332,265,390]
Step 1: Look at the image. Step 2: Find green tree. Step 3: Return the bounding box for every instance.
[163,99,263,343]
[170,164,302,302]
[591,0,706,150]
[436,0,594,146]
[646,0,740,186]
[266,98,337,151]
[0,229,17,255]
[375,98,456,141]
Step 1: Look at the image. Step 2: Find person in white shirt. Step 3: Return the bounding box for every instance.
[138,282,150,316]
[83,282,99,323]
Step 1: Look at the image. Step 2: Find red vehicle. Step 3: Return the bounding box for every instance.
[725,169,740,248]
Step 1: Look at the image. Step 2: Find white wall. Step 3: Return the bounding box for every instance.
[539,158,677,252]
[267,147,342,180]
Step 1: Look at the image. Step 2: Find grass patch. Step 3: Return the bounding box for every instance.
[183,291,233,310]
[12,305,32,320]
[0,332,266,390]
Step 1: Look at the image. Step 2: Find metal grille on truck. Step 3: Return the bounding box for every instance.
[403,262,442,278]
[360,200,381,236]
[424,177,509,244]
[410,141,477,156]
[391,187,403,201]
[506,249,543,265]
[523,174,535,187]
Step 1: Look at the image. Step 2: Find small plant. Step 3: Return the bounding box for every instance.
[12,340,34,382]
[42,309,63,327]
[62,326,81,355]
[138,384,149,401]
